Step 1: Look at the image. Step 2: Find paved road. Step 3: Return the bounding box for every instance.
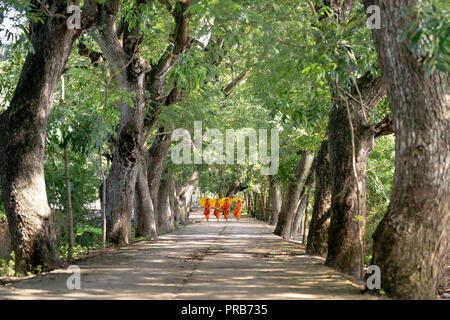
[0,211,375,299]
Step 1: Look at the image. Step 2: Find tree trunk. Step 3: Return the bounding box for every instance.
[134,160,157,238]
[133,128,172,236]
[306,138,332,257]
[170,177,183,225]
[157,172,175,234]
[147,128,172,211]
[178,170,200,223]
[258,193,265,220]
[268,176,282,225]
[103,81,146,245]
[364,0,450,299]
[105,146,140,244]
[325,73,386,279]
[290,196,305,240]
[325,103,374,278]
[94,7,149,245]
[99,150,107,247]
[63,146,74,261]
[291,183,313,241]
[274,151,314,238]
[302,189,311,245]
[0,0,84,272]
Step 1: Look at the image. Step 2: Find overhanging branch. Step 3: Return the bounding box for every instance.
[374,114,394,139]
[222,69,251,96]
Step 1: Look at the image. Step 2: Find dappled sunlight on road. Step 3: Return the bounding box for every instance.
[0,210,375,300]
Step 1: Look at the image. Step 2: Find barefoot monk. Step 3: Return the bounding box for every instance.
[204,198,211,221]
[233,200,242,221]
[222,198,230,221]
[213,199,220,221]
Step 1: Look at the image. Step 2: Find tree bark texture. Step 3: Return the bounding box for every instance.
[325,74,386,279]
[306,138,332,257]
[291,185,312,241]
[268,176,282,225]
[157,171,175,234]
[274,151,314,238]
[146,128,172,211]
[177,170,200,223]
[364,0,450,299]
[134,160,157,238]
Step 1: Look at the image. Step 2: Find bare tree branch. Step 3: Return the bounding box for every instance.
[222,69,251,96]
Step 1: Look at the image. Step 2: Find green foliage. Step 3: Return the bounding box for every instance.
[43,48,121,259]
[0,45,25,110]
[400,1,450,77]
[45,151,100,222]
[58,224,104,258]
[0,251,15,277]
[364,135,395,258]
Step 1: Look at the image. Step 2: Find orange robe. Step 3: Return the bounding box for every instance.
[213,202,220,219]
[222,202,230,220]
[233,202,242,220]
[204,202,211,220]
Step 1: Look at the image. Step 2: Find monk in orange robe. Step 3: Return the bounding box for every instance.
[233,200,242,221]
[213,199,220,221]
[204,199,211,221]
[222,198,230,221]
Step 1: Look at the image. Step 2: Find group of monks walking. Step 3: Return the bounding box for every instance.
[202,198,243,222]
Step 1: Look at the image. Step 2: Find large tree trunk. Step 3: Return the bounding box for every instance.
[102,72,146,244]
[302,0,356,258]
[325,74,386,279]
[306,138,332,257]
[134,128,172,237]
[257,192,266,221]
[325,102,374,278]
[178,170,200,223]
[105,142,141,244]
[274,151,314,238]
[0,0,85,272]
[268,176,282,225]
[157,171,175,234]
[134,160,157,238]
[364,0,450,299]
[147,128,172,211]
